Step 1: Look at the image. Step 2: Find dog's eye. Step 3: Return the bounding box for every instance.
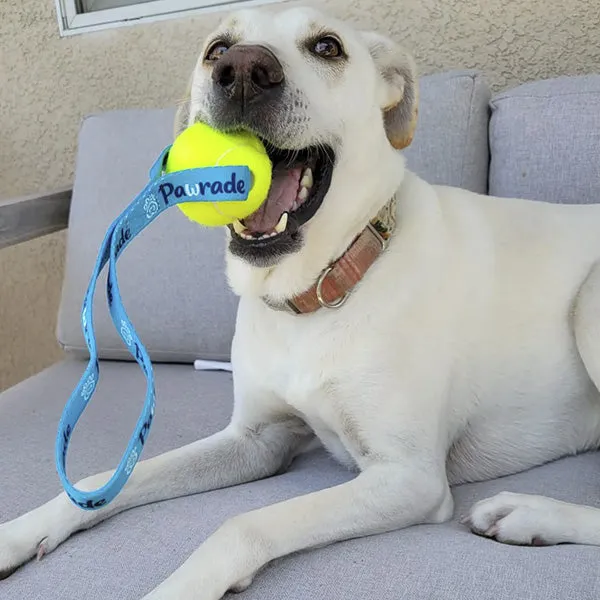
[205,41,230,62]
[312,36,344,59]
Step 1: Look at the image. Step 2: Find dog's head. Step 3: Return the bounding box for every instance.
[177,6,417,296]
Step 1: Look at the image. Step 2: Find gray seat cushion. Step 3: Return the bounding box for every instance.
[1,361,599,599]
[56,70,491,365]
[489,75,600,203]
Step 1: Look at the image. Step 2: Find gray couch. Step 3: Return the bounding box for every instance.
[2,70,600,600]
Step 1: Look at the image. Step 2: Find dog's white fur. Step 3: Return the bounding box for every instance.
[2,7,600,599]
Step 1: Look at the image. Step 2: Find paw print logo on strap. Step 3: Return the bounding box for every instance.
[125,448,139,475]
[120,320,133,347]
[81,373,96,401]
[143,194,159,220]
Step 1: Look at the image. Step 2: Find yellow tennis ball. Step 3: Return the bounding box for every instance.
[165,122,272,227]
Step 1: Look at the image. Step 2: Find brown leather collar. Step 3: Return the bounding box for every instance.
[262,199,397,315]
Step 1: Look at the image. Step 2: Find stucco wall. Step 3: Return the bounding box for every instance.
[1,0,599,391]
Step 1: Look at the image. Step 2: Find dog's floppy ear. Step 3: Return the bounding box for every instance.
[362,31,418,150]
[173,73,194,139]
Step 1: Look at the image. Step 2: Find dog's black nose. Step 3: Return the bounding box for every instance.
[212,44,284,105]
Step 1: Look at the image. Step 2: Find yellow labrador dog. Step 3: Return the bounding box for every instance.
[2,6,600,599]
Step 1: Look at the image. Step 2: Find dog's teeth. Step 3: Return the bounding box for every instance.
[233,219,247,235]
[301,168,313,189]
[240,231,253,240]
[298,187,309,201]
[275,212,288,234]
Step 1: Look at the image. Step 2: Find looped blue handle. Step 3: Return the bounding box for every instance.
[55,147,251,510]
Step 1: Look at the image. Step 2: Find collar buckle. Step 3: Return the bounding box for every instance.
[367,222,389,251]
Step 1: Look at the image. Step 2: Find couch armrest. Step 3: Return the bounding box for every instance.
[0,188,72,249]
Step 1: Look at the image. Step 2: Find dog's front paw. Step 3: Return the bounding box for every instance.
[0,517,50,579]
[463,491,572,546]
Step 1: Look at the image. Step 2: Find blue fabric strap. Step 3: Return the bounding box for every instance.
[55,147,251,510]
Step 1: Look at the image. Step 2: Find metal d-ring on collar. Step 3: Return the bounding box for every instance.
[316,265,348,309]
[315,222,388,310]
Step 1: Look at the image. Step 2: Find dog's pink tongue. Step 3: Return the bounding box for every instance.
[243,167,302,233]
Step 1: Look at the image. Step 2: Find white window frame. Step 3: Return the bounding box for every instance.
[55,0,290,36]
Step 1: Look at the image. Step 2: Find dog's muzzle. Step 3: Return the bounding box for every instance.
[209,44,336,267]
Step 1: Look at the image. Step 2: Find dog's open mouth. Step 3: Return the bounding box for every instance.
[227,141,335,257]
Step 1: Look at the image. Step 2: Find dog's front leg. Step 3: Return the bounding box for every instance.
[0,409,310,579]
[142,462,454,600]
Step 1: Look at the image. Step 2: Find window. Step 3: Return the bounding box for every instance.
[55,0,288,36]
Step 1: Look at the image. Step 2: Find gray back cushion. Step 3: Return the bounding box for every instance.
[489,75,600,203]
[57,109,239,363]
[405,70,490,193]
[57,70,491,363]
